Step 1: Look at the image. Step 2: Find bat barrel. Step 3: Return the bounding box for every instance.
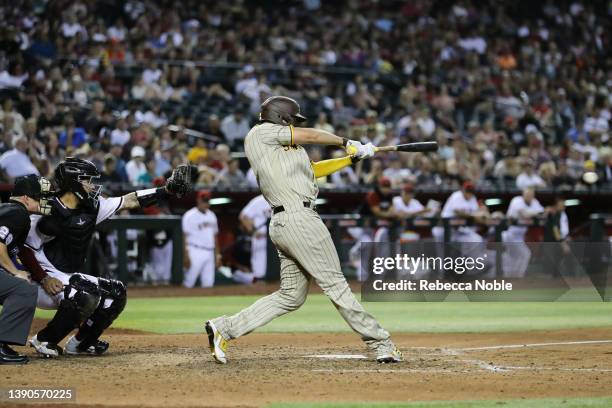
[375,141,439,153]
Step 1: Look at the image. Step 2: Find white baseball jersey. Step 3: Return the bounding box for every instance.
[182,207,218,249]
[392,196,424,215]
[240,194,272,237]
[240,194,272,279]
[441,190,479,234]
[505,195,544,239]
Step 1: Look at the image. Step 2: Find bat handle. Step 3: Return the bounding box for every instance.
[374,146,396,152]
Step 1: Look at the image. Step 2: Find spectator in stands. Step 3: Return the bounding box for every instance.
[215,158,246,187]
[0,99,25,137]
[125,145,147,185]
[137,157,157,185]
[110,118,131,146]
[363,158,385,186]
[58,116,88,149]
[0,136,39,180]
[516,160,546,189]
[99,154,122,183]
[0,0,608,202]
[221,109,250,148]
[203,114,224,140]
[314,112,334,134]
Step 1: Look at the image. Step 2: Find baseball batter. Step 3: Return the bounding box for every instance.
[206,96,402,364]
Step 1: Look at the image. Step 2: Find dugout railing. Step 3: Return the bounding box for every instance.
[85,213,611,284]
[265,213,612,281]
[89,215,183,284]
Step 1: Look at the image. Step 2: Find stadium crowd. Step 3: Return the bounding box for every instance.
[0,0,610,192]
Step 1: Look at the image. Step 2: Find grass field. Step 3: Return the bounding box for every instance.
[31,293,612,407]
[36,294,612,334]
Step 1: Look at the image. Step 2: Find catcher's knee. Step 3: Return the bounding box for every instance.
[97,278,127,316]
[65,274,102,320]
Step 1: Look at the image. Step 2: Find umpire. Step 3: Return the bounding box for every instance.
[0,174,50,364]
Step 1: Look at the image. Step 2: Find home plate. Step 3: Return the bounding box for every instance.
[304,354,368,360]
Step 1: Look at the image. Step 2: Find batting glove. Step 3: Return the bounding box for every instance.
[355,142,376,160]
[344,139,363,156]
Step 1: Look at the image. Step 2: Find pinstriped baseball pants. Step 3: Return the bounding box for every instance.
[212,207,391,349]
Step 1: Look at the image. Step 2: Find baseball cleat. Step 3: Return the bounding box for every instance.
[376,346,403,364]
[205,320,228,364]
[64,335,109,356]
[29,335,62,358]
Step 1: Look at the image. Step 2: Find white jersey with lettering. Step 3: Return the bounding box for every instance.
[182,207,218,249]
[505,195,544,239]
[240,194,272,279]
[441,190,479,234]
[392,196,424,215]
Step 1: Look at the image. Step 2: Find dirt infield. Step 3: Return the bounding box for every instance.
[3,321,612,408]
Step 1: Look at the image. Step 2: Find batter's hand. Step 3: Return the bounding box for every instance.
[183,254,191,270]
[344,139,363,156]
[355,143,376,160]
[41,276,64,296]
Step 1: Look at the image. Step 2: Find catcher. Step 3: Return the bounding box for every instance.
[24,157,193,358]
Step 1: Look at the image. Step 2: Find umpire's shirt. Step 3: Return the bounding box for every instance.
[0,200,38,346]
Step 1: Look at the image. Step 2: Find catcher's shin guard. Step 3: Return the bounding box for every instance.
[36,275,101,345]
[75,278,127,351]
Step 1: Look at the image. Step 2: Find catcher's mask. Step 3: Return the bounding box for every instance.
[259,96,307,126]
[54,157,102,209]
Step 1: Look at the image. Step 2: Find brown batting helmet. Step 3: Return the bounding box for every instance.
[259,96,307,126]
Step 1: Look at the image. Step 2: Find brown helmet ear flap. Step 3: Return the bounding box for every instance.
[260,96,307,126]
[280,111,294,126]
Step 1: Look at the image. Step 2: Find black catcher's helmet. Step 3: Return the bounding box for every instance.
[259,96,307,126]
[54,157,102,208]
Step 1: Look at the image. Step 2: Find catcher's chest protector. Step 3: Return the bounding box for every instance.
[42,203,98,274]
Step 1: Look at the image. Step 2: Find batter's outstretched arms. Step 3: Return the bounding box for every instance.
[292,128,375,178]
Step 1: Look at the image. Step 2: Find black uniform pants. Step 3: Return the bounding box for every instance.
[0,269,38,345]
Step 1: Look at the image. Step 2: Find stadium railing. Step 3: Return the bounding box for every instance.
[85,213,611,284]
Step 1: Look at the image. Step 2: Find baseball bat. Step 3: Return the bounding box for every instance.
[375,141,438,153]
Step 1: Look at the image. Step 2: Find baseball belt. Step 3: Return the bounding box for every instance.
[273,201,316,215]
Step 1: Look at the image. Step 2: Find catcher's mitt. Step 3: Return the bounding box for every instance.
[166,164,197,197]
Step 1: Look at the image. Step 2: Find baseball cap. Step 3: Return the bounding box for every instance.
[378,177,391,187]
[462,180,475,192]
[13,174,44,200]
[402,184,415,193]
[197,190,212,201]
[131,145,146,158]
